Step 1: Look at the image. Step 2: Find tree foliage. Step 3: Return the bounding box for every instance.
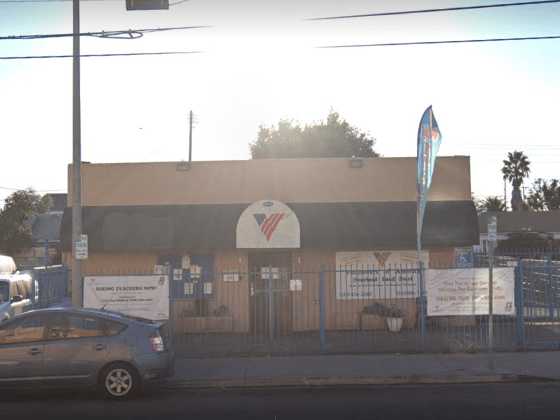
[501,150,531,188]
[0,189,51,255]
[527,178,560,211]
[501,150,530,211]
[250,112,379,159]
[476,196,506,213]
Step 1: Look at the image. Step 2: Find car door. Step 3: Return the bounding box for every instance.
[42,313,109,383]
[0,314,46,383]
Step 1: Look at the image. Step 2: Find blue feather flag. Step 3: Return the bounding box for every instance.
[416,106,442,254]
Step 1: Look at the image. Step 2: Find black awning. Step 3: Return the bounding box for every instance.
[61,201,478,252]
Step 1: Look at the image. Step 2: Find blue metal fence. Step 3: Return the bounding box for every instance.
[78,253,560,357]
[31,265,70,309]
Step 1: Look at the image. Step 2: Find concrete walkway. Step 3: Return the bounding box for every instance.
[168,351,560,389]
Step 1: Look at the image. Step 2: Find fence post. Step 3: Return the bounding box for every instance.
[166,263,175,343]
[547,256,554,320]
[418,261,426,340]
[515,258,526,349]
[319,268,326,353]
[267,266,274,342]
[44,240,49,269]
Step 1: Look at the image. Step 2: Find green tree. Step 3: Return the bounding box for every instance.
[0,189,51,255]
[250,112,379,159]
[501,151,530,211]
[477,196,506,213]
[527,178,560,211]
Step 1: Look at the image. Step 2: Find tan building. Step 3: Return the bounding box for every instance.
[61,156,478,335]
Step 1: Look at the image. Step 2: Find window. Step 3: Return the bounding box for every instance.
[9,282,18,299]
[46,314,107,340]
[104,319,127,336]
[16,280,28,299]
[0,315,45,345]
[0,281,9,304]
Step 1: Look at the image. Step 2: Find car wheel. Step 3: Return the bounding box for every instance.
[100,363,140,400]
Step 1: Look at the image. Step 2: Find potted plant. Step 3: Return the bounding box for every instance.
[384,305,405,333]
[361,303,405,333]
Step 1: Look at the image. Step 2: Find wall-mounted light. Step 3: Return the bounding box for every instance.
[176,161,191,171]
[349,157,364,168]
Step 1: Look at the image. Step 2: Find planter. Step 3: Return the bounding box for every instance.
[360,313,386,331]
[179,316,233,333]
[386,317,403,333]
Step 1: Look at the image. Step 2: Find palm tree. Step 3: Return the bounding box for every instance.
[502,151,530,211]
[478,196,506,213]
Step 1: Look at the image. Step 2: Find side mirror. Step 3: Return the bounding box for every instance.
[10,295,23,303]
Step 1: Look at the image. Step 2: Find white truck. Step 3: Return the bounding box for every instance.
[0,256,33,322]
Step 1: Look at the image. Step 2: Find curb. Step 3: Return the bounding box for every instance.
[163,373,550,390]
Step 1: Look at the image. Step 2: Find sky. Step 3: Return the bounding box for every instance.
[1,0,559,206]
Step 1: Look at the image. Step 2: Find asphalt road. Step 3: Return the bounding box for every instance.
[2,382,560,420]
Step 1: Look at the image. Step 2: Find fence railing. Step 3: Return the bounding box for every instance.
[31,265,69,309]
[78,253,560,357]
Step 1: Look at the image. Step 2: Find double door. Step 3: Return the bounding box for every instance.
[249,252,292,338]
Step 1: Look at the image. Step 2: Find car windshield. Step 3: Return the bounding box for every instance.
[0,281,9,304]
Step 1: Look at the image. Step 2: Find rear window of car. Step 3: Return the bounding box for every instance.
[103,319,127,336]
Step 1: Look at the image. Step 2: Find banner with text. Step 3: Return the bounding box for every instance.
[83,275,169,320]
[426,268,515,316]
[335,251,428,300]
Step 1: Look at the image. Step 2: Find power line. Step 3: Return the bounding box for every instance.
[0,0,188,3]
[307,0,560,21]
[1,34,559,60]
[0,24,211,41]
[318,34,560,49]
[0,50,201,60]
[0,186,65,192]
[0,0,120,2]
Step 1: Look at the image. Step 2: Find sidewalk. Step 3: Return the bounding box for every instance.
[167,351,560,389]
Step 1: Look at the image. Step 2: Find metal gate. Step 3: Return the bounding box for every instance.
[519,259,560,349]
[250,267,292,338]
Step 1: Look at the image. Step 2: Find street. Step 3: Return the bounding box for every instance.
[1,382,560,420]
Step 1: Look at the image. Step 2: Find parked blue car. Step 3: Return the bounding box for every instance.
[0,307,174,399]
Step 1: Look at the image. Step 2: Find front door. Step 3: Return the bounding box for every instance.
[249,252,292,337]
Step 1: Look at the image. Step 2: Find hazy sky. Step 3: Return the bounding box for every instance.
[1,0,559,205]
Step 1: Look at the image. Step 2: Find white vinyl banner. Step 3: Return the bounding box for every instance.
[426,268,515,316]
[83,275,169,320]
[335,251,428,300]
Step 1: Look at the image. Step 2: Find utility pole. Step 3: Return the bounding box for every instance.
[71,0,83,307]
[69,0,170,307]
[189,110,193,163]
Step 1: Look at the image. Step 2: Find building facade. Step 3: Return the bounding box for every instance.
[61,157,478,334]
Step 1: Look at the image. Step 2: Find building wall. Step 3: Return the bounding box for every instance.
[63,252,158,275]
[65,247,458,333]
[68,157,471,206]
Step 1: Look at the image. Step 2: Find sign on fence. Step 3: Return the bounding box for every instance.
[335,251,427,300]
[426,268,515,316]
[83,275,169,320]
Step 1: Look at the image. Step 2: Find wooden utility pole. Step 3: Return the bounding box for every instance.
[71,0,83,307]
